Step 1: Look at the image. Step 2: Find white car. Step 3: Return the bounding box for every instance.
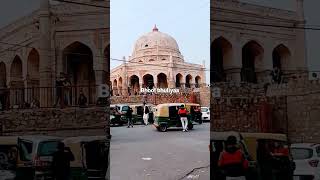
[201,107,210,121]
[291,143,320,180]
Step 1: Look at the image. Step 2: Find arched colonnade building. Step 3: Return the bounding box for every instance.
[0,0,110,108]
[211,0,308,85]
[111,26,206,96]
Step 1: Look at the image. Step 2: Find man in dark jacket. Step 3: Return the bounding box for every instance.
[52,142,75,180]
[126,107,133,128]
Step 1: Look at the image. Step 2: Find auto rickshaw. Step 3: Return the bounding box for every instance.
[110,104,130,126]
[241,133,295,180]
[184,103,202,124]
[209,131,251,180]
[153,103,194,132]
[129,103,155,124]
[63,136,109,180]
[0,136,62,180]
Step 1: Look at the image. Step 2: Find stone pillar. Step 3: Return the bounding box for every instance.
[39,0,53,107]
[225,41,242,83]
[153,75,158,88]
[168,81,175,88]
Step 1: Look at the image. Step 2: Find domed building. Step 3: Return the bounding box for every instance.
[111,25,206,96]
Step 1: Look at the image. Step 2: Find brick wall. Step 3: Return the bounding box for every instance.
[0,107,109,137]
[111,92,201,105]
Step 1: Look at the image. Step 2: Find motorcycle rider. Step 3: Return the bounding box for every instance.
[218,135,249,180]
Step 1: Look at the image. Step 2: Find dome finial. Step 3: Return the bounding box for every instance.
[153,24,158,32]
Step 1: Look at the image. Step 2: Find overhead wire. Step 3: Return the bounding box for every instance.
[51,0,109,9]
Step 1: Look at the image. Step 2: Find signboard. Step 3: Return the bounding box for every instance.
[212,87,221,98]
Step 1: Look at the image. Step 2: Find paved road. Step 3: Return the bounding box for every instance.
[110,123,210,180]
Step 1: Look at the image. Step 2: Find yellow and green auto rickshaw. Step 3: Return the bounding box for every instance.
[0,136,62,180]
[240,132,295,180]
[129,103,155,125]
[0,136,19,180]
[63,136,109,180]
[184,103,202,124]
[153,103,198,132]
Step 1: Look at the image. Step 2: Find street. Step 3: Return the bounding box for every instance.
[110,122,210,180]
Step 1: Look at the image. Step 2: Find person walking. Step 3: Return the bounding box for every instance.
[178,105,189,132]
[52,142,75,180]
[218,136,249,180]
[126,107,133,128]
[78,89,88,108]
[143,105,150,125]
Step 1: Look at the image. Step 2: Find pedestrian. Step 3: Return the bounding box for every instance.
[271,141,292,180]
[218,136,248,180]
[78,89,87,108]
[126,107,133,128]
[52,142,75,180]
[143,105,149,125]
[63,74,72,106]
[178,105,189,132]
[54,73,65,108]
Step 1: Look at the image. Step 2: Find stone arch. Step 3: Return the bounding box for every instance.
[129,75,140,95]
[195,76,201,88]
[0,62,6,88]
[273,44,291,71]
[143,74,154,89]
[26,48,40,104]
[27,48,40,84]
[113,79,118,95]
[157,73,168,88]
[176,73,183,88]
[10,56,23,86]
[63,41,95,105]
[211,36,232,82]
[118,77,123,96]
[10,55,24,107]
[185,74,193,88]
[241,40,264,83]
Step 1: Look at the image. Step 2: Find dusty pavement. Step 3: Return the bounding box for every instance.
[110,122,210,180]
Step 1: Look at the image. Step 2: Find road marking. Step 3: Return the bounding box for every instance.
[142,157,152,160]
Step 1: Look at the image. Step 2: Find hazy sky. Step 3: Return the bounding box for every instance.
[111,0,210,82]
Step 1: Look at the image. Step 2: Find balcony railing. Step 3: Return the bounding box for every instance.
[0,85,102,110]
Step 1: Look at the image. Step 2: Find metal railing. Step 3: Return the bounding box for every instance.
[0,85,101,109]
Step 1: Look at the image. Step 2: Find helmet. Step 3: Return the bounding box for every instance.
[226,135,237,145]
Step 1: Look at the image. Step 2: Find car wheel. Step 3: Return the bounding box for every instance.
[159,124,167,132]
[188,124,193,130]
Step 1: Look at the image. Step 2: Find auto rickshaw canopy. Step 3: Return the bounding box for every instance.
[63,136,108,167]
[240,132,288,161]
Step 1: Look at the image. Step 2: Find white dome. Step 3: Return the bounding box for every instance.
[132,25,180,56]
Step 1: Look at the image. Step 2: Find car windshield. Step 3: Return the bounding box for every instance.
[201,108,208,112]
[0,145,17,170]
[38,141,60,156]
[122,106,129,111]
[291,148,313,160]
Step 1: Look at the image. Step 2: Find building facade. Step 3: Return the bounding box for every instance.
[0,0,110,108]
[111,25,206,96]
[211,0,307,84]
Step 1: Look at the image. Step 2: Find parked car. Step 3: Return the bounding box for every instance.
[110,104,130,126]
[201,107,210,121]
[291,143,320,180]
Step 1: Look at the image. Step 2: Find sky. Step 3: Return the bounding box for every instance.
[110,0,210,82]
[0,0,319,79]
